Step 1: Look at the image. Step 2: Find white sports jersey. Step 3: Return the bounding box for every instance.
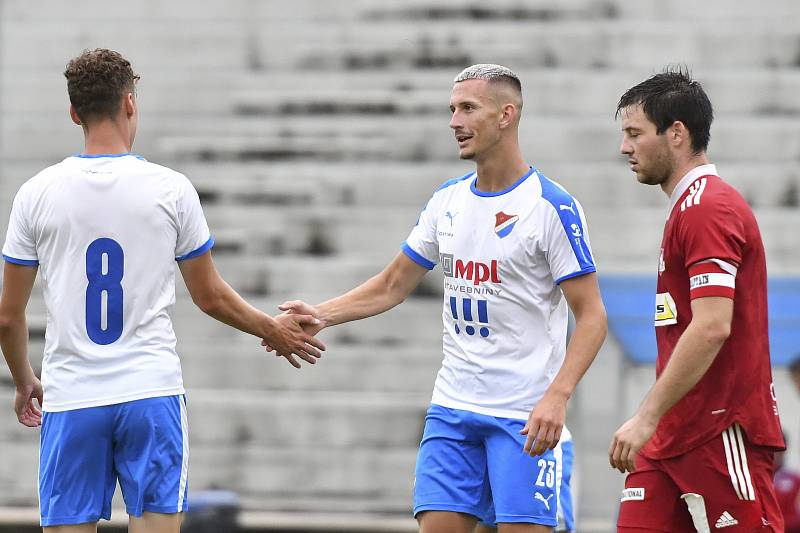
[403,168,595,419]
[2,153,213,412]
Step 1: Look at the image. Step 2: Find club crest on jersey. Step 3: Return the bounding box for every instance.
[494,211,519,238]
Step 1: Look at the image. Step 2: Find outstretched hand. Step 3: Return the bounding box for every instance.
[15,377,43,427]
[265,311,326,368]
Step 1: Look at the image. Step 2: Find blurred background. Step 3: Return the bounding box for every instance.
[1,0,799,531]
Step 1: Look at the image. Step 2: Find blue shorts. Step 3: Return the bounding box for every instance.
[39,395,189,527]
[413,404,575,529]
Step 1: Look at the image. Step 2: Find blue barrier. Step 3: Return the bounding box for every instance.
[600,275,800,366]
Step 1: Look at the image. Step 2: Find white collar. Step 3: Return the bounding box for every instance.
[668,164,718,212]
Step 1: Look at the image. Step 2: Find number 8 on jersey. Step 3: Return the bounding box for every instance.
[85,237,124,345]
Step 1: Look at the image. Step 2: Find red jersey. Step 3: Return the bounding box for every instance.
[775,467,800,532]
[643,164,783,459]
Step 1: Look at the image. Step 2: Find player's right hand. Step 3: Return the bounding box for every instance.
[262,300,326,351]
[14,377,43,427]
[266,313,326,369]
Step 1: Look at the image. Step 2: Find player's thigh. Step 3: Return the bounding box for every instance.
[40,407,116,527]
[479,437,575,533]
[414,405,489,520]
[113,395,189,517]
[418,511,478,533]
[43,524,98,533]
[483,416,564,528]
[668,425,783,532]
[128,511,183,533]
[616,455,694,532]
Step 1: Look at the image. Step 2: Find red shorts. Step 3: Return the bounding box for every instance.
[618,424,783,532]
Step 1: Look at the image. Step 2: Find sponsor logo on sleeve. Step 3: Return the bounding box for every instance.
[621,488,645,502]
[655,292,678,326]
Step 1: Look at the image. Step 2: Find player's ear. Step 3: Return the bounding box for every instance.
[499,103,517,130]
[124,92,136,119]
[669,120,688,147]
[69,105,82,126]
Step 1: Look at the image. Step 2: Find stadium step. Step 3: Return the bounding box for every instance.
[180,343,442,393]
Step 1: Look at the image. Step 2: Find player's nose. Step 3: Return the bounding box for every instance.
[449,111,462,130]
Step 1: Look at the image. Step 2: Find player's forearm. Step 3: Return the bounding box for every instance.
[195,280,278,339]
[547,309,607,399]
[637,319,728,422]
[316,273,405,327]
[0,314,35,386]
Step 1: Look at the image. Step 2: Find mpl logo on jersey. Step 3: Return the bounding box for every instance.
[494,211,519,238]
[440,253,501,285]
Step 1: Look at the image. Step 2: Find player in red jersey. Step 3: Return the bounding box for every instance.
[774,434,800,533]
[608,67,785,532]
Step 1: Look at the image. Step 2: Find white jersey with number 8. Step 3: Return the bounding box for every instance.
[2,154,212,412]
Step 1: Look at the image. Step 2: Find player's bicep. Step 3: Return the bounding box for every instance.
[689,296,733,337]
[177,250,224,308]
[0,263,37,317]
[560,272,605,321]
[381,252,430,301]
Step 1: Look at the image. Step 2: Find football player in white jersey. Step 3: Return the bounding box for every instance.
[0,49,324,533]
[270,64,607,532]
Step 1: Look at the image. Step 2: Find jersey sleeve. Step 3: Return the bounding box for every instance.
[679,196,744,300]
[2,184,39,266]
[538,180,596,284]
[401,193,439,270]
[174,175,214,261]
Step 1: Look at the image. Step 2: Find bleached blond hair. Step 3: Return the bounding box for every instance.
[453,63,520,86]
[453,63,523,112]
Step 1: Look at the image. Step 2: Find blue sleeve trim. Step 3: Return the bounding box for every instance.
[3,254,39,266]
[538,173,596,270]
[401,242,435,270]
[556,266,597,285]
[175,236,214,262]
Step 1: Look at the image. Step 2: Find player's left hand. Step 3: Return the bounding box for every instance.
[521,391,567,456]
[608,413,658,473]
[14,377,43,427]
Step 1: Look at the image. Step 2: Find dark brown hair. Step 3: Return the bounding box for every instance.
[64,48,140,124]
[616,66,713,154]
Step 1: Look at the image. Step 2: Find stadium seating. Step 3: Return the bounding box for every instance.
[1,0,799,529]
[602,275,800,366]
